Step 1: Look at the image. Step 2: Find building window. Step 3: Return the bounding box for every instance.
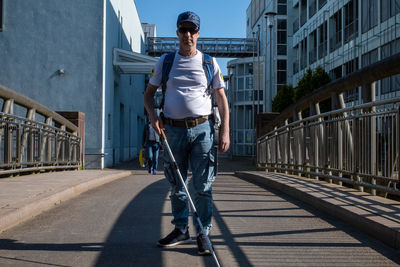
[344,0,358,44]
[362,0,378,33]
[318,21,328,59]
[277,71,287,85]
[277,60,287,86]
[381,39,400,94]
[277,19,287,55]
[309,30,317,64]
[309,0,317,18]
[300,0,307,26]
[300,38,307,70]
[293,45,299,74]
[330,65,342,80]
[329,11,342,52]
[278,0,287,15]
[381,0,400,22]
[0,0,3,31]
[344,58,359,102]
[362,48,378,67]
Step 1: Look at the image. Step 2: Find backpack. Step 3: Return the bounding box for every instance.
[160,51,216,109]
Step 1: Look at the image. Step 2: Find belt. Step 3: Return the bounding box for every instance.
[162,114,213,128]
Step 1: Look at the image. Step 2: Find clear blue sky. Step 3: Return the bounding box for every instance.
[135,0,251,75]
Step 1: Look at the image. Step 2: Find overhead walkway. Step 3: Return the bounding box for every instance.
[113,37,255,74]
[147,37,257,58]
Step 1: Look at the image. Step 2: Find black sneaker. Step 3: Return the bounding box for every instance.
[157,228,190,247]
[196,234,212,255]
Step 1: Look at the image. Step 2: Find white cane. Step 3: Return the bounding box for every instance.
[160,131,221,267]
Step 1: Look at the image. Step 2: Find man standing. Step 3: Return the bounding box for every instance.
[143,11,230,255]
[142,121,161,175]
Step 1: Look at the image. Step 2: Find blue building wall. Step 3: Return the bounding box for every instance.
[0,0,147,168]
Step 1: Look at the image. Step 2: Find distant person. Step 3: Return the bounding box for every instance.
[142,121,161,175]
[143,11,230,255]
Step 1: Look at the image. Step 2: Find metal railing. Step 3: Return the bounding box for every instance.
[0,84,81,176]
[146,37,256,58]
[258,99,399,196]
[257,52,400,197]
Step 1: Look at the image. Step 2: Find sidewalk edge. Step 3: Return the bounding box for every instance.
[0,171,132,233]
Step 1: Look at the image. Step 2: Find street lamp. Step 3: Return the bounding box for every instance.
[265,11,277,113]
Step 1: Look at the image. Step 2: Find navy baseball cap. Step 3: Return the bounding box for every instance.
[177,11,200,29]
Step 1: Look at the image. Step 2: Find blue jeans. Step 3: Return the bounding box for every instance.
[163,119,216,235]
[146,141,160,171]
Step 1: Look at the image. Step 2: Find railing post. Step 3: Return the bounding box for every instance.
[4,124,12,165]
[353,116,363,192]
[285,119,290,174]
[274,126,278,172]
[2,99,14,166]
[397,106,400,182]
[370,82,377,195]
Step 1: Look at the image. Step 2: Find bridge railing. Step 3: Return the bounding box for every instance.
[257,52,400,197]
[146,37,256,57]
[0,85,81,176]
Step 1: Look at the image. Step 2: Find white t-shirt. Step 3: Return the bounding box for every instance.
[149,50,225,119]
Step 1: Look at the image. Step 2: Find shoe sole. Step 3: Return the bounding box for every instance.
[198,250,212,256]
[157,238,192,247]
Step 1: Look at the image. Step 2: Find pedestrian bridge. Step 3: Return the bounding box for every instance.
[146,37,257,58]
[1,51,400,266]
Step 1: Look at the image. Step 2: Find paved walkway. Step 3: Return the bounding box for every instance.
[0,157,399,266]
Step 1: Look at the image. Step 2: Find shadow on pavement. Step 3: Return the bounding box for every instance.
[93,178,168,267]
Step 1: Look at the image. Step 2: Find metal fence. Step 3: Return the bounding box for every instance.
[258,98,399,196]
[257,52,400,197]
[0,85,81,176]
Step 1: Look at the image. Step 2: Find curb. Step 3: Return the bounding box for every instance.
[235,171,400,250]
[0,171,132,233]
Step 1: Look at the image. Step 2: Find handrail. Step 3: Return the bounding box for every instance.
[0,84,81,175]
[267,51,400,132]
[0,84,78,133]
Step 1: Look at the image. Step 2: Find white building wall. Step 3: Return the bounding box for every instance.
[101,0,146,168]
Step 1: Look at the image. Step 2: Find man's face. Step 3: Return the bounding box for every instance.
[176,22,200,47]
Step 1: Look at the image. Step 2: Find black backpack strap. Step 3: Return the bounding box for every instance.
[161,52,176,109]
[202,53,217,107]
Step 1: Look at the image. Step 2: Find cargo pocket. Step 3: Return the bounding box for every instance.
[206,149,216,187]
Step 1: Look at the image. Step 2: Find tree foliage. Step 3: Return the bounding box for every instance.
[294,68,313,102]
[272,84,294,112]
[271,66,330,113]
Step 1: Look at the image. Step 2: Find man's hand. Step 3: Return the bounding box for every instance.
[218,128,230,153]
[151,116,164,137]
[215,88,230,153]
[144,83,165,136]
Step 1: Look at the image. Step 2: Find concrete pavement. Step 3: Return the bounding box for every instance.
[0,169,131,233]
[236,170,400,250]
